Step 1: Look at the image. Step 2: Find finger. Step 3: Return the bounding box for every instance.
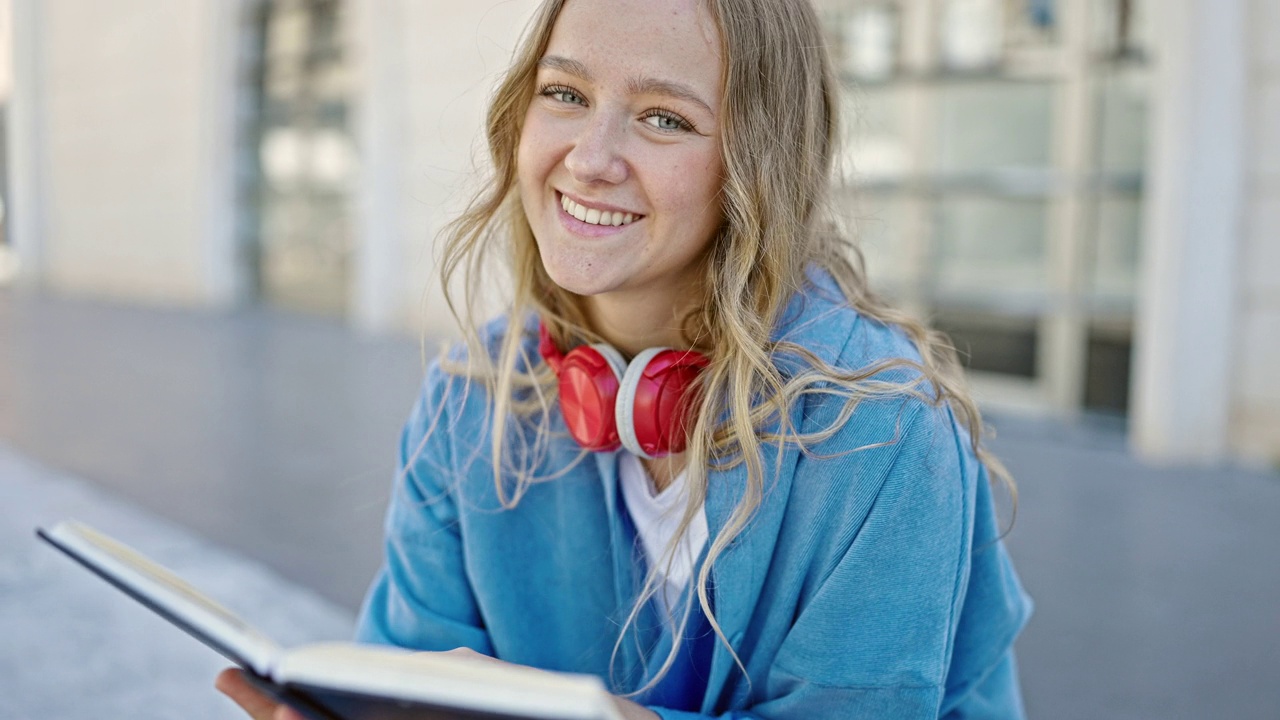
[274,705,308,720]
[215,668,281,720]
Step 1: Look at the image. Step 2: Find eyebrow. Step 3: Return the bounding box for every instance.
[537,55,715,117]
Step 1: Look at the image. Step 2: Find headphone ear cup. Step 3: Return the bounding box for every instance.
[557,343,627,452]
[616,347,708,459]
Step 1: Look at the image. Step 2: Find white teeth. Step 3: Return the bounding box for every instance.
[560,194,639,227]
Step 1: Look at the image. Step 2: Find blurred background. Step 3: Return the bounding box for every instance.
[0,1,1277,719]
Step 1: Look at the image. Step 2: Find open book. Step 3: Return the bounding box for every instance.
[36,520,625,720]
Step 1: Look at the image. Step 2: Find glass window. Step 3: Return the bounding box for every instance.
[1095,67,1149,176]
[934,80,1057,175]
[246,0,355,317]
[1006,0,1059,49]
[1088,195,1143,310]
[1083,321,1133,414]
[1091,0,1152,59]
[934,311,1040,378]
[931,197,1049,305]
[841,85,911,182]
[828,2,903,82]
[936,0,1008,72]
[824,0,1149,413]
[851,193,914,296]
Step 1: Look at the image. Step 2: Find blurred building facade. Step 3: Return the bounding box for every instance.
[2,0,1277,467]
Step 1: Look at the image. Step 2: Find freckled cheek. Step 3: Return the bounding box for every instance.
[517,138,550,184]
[517,114,568,179]
[515,141,538,199]
[655,164,723,229]
[659,154,722,201]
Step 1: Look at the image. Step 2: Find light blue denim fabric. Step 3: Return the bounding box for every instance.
[356,269,1033,719]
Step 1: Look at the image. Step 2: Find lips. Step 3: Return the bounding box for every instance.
[557,192,643,228]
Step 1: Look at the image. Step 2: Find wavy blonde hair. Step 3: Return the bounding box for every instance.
[433,0,1014,696]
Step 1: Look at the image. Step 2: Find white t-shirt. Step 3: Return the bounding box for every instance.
[617,451,709,619]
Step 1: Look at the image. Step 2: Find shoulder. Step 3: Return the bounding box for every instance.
[416,310,538,392]
[779,267,942,441]
[404,313,529,456]
[434,312,537,367]
[403,310,558,483]
[780,268,976,520]
[775,266,926,380]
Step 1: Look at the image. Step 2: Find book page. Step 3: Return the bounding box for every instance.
[278,644,626,720]
[37,520,282,676]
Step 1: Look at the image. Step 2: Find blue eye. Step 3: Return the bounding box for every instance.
[643,109,693,133]
[540,84,585,106]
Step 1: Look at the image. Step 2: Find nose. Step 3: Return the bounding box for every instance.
[563,112,629,186]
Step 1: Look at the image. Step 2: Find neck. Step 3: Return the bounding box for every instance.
[582,281,704,357]
[642,453,687,494]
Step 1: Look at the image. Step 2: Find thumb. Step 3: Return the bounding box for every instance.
[215,668,282,720]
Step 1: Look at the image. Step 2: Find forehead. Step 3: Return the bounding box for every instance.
[544,0,723,106]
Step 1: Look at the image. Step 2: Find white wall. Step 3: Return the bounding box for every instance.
[1231,0,1280,464]
[351,0,536,336]
[1130,0,1247,463]
[0,0,11,101]
[14,0,240,306]
[12,0,534,322]
[6,0,48,283]
[1133,0,1280,467]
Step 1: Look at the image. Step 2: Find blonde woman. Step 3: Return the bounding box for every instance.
[219,0,1031,717]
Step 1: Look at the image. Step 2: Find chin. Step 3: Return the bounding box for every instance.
[543,266,617,298]
[538,246,624,298]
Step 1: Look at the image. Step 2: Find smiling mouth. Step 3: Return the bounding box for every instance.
[559,193,640,227]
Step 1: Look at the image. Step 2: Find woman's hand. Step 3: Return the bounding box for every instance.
[215,668,305,720]
[215,650,660,720]
[614,696,663,720]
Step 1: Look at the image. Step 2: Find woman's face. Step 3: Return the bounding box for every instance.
[517,0,724,304]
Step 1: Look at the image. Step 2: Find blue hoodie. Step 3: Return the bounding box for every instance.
[356,270,1033,718]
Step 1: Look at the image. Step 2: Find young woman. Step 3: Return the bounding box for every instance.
[219,0,1032,717]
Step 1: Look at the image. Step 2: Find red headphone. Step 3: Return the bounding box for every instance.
[538,322,709,458]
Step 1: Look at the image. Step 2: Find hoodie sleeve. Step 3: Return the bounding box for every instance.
[354,361,495,655]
